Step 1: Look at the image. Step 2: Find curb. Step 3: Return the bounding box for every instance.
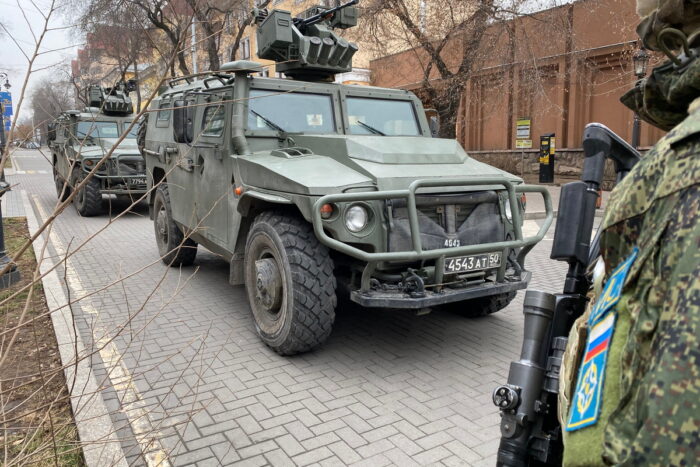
[21,190,128,467]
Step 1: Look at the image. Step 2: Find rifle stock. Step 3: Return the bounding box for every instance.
[493,123,640,466]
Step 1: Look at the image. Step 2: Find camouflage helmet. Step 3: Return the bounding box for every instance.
[637,0,700,56]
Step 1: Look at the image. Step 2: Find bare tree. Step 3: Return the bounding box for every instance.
[363,0,507,138]
[30,76,76,144]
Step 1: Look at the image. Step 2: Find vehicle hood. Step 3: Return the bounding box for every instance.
[238,135,521,196]
[71,138,141,158]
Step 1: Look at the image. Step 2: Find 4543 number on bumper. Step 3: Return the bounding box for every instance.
[445,252,502,274]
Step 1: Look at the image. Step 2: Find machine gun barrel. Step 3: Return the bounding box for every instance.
[493,123,641,466]
[295,0,359,30]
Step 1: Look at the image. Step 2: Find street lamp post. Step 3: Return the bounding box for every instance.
[0,71,20,289]
[631,47,650,149]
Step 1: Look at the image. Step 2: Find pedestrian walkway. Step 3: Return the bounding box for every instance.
[523,184,610,219]
[12,147,578,466]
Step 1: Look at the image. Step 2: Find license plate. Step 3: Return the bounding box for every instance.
[444,252,502,274]
[130,179,146,186]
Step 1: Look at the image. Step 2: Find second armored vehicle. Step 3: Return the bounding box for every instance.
[141,1,552,354]
[49,81,147,216]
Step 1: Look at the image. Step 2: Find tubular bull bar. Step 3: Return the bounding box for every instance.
[312,177,554,297]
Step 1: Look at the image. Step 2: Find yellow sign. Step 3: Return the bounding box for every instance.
[516,118,531,139]
[539,155,550,164]
[516,139,532,149]
[550,137,556,154]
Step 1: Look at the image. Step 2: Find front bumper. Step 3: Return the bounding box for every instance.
[82,155,147,195]
[312,177,553,303]
[351,271,531,309]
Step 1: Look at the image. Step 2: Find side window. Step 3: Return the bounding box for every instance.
[201,105,225,137]
[156,100,171,128]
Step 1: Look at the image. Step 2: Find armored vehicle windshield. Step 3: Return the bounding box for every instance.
[347,97,420,136]
[76,121,120,139]
[248,90,336,134]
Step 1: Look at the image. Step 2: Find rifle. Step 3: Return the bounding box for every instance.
[293,0,359,32]
[493,123,641,466]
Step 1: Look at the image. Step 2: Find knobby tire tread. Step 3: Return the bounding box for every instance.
[253,211,336,355]
[73,168,102,217]
[446,291,517,318]
[156,184,197,267]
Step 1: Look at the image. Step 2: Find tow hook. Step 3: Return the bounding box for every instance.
[402,269,426,298]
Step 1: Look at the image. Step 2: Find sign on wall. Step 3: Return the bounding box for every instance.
[516,117,532,149]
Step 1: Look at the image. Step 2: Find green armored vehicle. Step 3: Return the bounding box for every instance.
[49,81,147,216]
[142,1,552,354]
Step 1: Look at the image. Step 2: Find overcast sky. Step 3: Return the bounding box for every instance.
[1,0,80,120]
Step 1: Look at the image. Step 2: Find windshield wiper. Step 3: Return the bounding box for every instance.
[356,120,386,136]
[249,109,286,133]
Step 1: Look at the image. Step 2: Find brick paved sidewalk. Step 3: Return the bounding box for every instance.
[14,148,570,466]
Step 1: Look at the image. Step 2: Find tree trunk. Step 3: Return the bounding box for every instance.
[202,22,220,71]
[428,80,467,139]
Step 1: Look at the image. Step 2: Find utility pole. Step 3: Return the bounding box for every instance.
[191,21,198,74]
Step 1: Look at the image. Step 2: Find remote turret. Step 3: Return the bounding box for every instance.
[85,80,137,116]
[253,0,359,81]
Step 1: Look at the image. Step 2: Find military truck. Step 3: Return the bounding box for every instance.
[49,81,147,216]
[141,1,552,355]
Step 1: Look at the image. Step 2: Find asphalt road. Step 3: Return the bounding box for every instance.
[10,147,569,467]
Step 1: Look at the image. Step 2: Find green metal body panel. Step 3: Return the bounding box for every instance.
[143,70,553,307]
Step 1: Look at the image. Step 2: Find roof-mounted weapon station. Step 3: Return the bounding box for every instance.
[85,79,137,116]
[253,0,360,81]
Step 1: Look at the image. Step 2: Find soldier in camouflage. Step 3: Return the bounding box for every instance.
[558,0,699,465]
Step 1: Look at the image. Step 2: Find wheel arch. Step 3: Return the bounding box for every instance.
[229,195,305,286]
[149,166,167,219]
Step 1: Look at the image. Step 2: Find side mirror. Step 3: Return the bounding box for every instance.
[173,99,194,144]
[425,108,439,137]
[47,123,56,142]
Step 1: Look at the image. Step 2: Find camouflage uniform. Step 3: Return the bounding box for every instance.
[559,1,700,465]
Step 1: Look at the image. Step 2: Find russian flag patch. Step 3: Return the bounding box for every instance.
[566,311,616,431]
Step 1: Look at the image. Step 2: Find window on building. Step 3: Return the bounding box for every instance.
[224,12,232,34]
[201,105,226,137]
[241,37,251,60]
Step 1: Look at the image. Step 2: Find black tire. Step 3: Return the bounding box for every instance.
[54,166,70,202]
[71,168,102,216]
[153,184,197,266]
[443,291,517,318]
[244,211,336,355]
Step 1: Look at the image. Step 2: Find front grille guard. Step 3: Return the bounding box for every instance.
[312,178,553,292]
[82,154,147,180]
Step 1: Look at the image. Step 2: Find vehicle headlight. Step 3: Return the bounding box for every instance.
[504,201,512,221]
[345,205,368,233]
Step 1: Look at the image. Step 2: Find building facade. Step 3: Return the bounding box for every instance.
[371,0,663,175]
